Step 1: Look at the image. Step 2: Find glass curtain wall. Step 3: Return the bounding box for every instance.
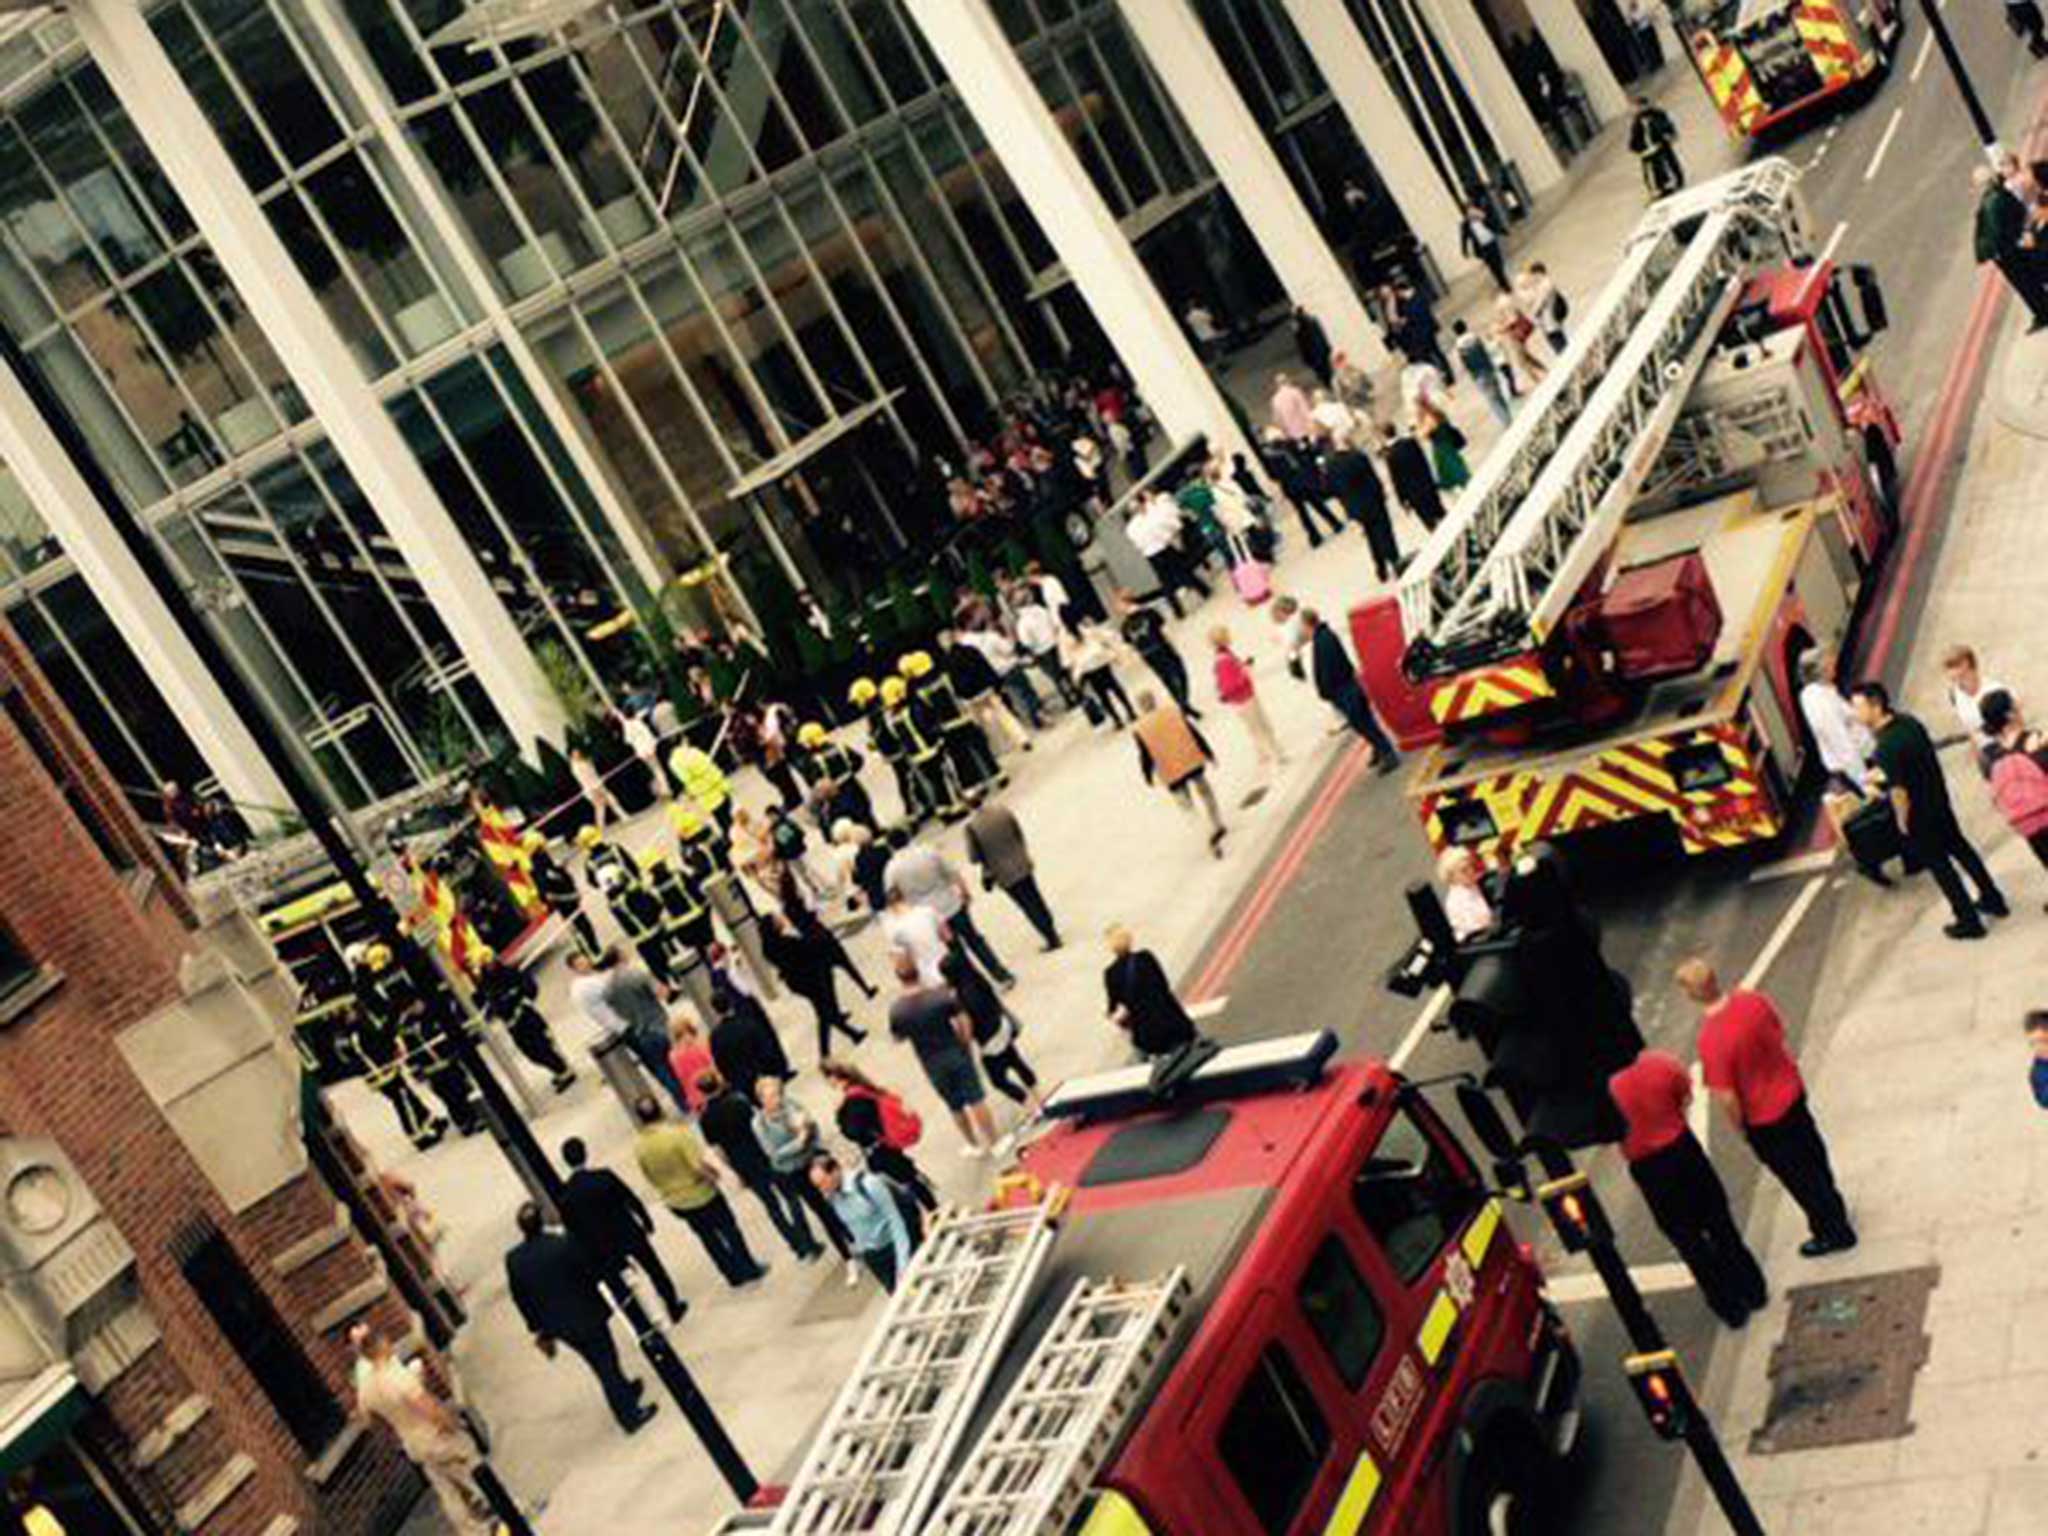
[1343,0,1509,203]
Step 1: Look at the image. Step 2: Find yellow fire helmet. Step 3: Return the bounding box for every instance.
[848,677,878,707]
[880,675,908,707]
[521,830,547,854]
[638,849,671,874]
[797,721,828,749]
[575,823,603,849]
[364,942,393,972]
[669,800,706,839]
[898,650,934,679]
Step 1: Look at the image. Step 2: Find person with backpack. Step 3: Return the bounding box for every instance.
[821,1060,937,1215]
[809,1152,916,1291]
[1977,690,2048,879]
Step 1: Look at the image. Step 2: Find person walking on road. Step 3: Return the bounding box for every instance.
[1132,688,1228,856]
[1459,202,1509,291]
[886,952,1000,1156]
[1104,924,1200,1060]
[1211,625,1287,778]
[1678,961,1857,1258]
[1851,681,2010,938]
[503,1202,655,1433]
[1609,1049,1769,1327]
[695,1068,826,1263]
[964,799,1063,950]
[350,1325,495,1535]
[630,1096,769,1288]
[558,1136,688,1323]
[1975,164,2048,331]
[1304,607,1399,772]
[1628,94,1684,197]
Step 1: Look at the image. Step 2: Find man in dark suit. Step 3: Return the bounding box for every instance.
[1304,607,1399,773]
[1103,925,1198,1059]
[503,1202,656,1433]
[708,994,792,1101]
[558,1137,686,1324]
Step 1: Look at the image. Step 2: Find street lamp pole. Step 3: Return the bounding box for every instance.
[0,330,756,1507]
[1917,0,2003,155]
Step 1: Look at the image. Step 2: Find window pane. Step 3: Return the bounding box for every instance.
[408,107,533,297]
[0,124,103,314]
[302,152,454,354]
[457,82,600,280]
[1298,1238,1386,1390]
[69,68,194,243]
[16,84,163,280]
[189,0,344,168]
[265,188,398,378]
[1218,1345,1329,1535]
[521,59,652,249]
[153,6,282,193]
[129,263,281,456]
[1353,1109,1485,1284]
[340,0,437,104]
[28,334,168,505]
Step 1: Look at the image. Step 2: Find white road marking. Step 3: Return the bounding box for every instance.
[1688,1061,1711,1147]
[1865,107,1905,181]
[1188,995,1229,1021]
[1389,984,1452,1071]
[1747,847,1838,884]
[1819,219,1849,265]
[1911,28,1935,82]
[1738,874,1828,993]
[1545,1262,1698,1306]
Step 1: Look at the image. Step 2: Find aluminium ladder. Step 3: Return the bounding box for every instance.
[768,1198,1065,1536]
[922,1269,1192,1536]
[1398,158,1812,673]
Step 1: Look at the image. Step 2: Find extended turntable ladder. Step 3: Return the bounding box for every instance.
[1398,158,1813,673]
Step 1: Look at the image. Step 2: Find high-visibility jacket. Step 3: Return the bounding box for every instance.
[668,744,730,813]
[882,703,940,764]
[645,854,707,928]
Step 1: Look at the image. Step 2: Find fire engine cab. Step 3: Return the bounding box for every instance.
[1353,160,1900,865]
[716,1033,1581,1536]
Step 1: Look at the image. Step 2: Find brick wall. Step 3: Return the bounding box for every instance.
[0,620,426,1534]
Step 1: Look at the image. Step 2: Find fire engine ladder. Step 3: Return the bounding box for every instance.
[767,1198,1065,1536]
[1397,157,1811,670]
[922,1269,1193,1536]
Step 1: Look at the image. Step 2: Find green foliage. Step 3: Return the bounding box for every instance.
[534,638,602,733]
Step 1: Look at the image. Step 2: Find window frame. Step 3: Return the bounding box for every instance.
[1350,1098,1487,1288]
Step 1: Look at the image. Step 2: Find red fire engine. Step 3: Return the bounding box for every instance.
[717,1033,1581,1536]
[1352,159,1900,864]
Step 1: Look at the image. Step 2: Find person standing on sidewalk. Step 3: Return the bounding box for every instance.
[1677,960,1857,1258]
[1850,681,2010,939]
[1941,643,2013,758]
[808,1153,916,1292]
[558,1136,688,1324]
[1132,688,1228,856]
[1609,1049,1770,1327]
[1515,262,1570,358]
[1104,924,1199,1060]
[1211,625,1287,779]
[1117,591,1201,720]
[630,1096,769,1289]
[2026,1011,2048,1108]
[1798,651,1895,886]
[1304,608,1399,772]
[503,1202,655,1434]
[1291,304,1334,387]
[1068,618,1139,730]
[1628,94,1684,196]
[1459,202,1509,291]
[963,799,1063,951]
[350,1326,496,1534]
[1453,320,1513,427]
[885,952,1000,1156]
[695,1068,826,1263]
[1975,165,2048,332]
[567,950,691,1112]
[1976,691,2048,882]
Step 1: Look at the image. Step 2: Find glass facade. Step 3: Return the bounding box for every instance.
[0,0,1564,817]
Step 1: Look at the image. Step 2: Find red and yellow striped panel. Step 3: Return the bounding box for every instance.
[1695,38,1765,135]
[1792,2,1859,77]
[1428,659,1555,726]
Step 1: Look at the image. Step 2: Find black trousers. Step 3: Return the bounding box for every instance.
[1996,253,2048,325]
[1912,812,2005,926]
[945,724,1001,793]
[1080,668,1136,726]
[671,1194,764,1286]
[741,1167,822,1258]
[778,1168,852,1258]
[1334,686,1397,761]
[416,1061,483,1133]
[559,1326,642,1428]
[795,980,864,1061]
[373,1075,439,1144]
[1002,875,1061,947]
[1149,547,1211,615]
[504,1003,571,1079]
[609,1233,684,1316]
[862,1245,900,1292]
[763,756,804,810]
[981,1043,1039,1105]
[949,906,1013,984]
[1353,498,1402,579]
[1746,1096,1854,1245]
[1141,649,1199,719]
[1630,1134,1767,1326]
[865,1145,937,1211]
[1478,245,1509,292]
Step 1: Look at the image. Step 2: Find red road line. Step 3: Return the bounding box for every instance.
[1186,740,1370,1001]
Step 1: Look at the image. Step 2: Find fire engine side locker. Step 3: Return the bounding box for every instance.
[1409,488,1857,860]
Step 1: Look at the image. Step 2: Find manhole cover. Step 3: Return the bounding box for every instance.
[1751,1265,1937,1454]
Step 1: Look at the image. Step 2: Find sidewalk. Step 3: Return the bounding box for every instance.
[1667,286,2048,1532]
[365,73,1739,1536]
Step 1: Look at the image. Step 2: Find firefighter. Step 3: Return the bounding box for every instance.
[878,674,955,823]
[526,832,599,956]
[594,857,679,986]
[360,941,482,1138]
[642,846,714,958]
[794,719,877,833]
[667,738,733,832]
[348,942,446,1150]
[472,952,577,1094]
[902,650,1000,804]
[1627,94,1683,198]
[575,821,637,893]
[852,675,921,825]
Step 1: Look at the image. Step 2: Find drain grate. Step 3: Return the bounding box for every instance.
[1750,1265,1938,1454]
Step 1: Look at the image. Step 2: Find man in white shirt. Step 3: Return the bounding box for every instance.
[1798,651,1875,790]
[1942,644,2012,757]
[1011,590,1080,708]
[958,625,1044,730]
[1125,492,1210,617]
[883,842,1014,986]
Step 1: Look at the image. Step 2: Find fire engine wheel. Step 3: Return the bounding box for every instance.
[1463,1423,1560,1536]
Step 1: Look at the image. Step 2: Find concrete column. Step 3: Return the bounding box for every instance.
[1527,0,1630,125]
[72,0,567,759]
[900,0,1253,460]
[1115,0,1389,370]
[0,365,291,824]
[1272,0,1471,280]
[1421,0,1568,193]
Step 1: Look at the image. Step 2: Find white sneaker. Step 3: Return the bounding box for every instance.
[843,1259,862,1288]
[959,1144,988,1160]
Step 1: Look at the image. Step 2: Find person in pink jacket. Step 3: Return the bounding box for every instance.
[1978,690,2048,876]
[1210,626,1286,777]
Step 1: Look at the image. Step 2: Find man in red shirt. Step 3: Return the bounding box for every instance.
[1679,959,1856,1258]
[1609,1049,1768,1326]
